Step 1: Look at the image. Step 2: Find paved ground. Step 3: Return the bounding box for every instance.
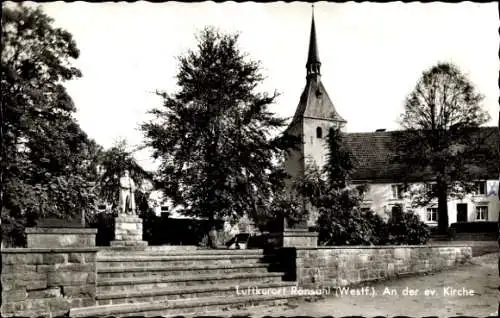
[268,252,499,317]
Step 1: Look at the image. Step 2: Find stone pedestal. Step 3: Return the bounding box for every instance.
[110,215,147,247]
[279,213,318,248]
[267,229,318,248]
[282,228,318,248]
[26,228,97,248]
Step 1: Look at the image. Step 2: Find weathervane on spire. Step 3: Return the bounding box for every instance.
[306,2,321,78]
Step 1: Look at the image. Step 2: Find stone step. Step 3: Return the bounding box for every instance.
[97,272,285,294]
[70,294,297,317]
[97,254,270,268]
[98,247,265,256]
[97,263,272,279]
[96,281,297,305]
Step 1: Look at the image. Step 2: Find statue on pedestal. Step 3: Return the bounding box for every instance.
[119,170,136,215]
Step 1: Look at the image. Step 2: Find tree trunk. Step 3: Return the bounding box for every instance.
[437,183,449,235]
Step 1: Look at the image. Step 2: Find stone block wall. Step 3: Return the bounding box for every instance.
[295,245,472,288]
[1,248,97,317]
[453,232,498,241]
[26,228,97,248]
[283,229,318,248]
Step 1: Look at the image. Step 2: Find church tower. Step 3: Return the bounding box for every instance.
[284,9,346,182]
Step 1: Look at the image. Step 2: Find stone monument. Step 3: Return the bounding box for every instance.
[110,170,147,247]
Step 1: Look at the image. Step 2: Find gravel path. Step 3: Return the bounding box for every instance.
[260,252,499,317]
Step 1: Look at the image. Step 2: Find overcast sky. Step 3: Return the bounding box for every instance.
[35,1,499,169]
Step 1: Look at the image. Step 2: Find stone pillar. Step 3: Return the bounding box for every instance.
[110,215,147,247]
[281,203,319,248]
[266,218,318,248]
[282,228,318,248]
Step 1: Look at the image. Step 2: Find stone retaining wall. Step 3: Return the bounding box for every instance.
[26,228,97,248]
[294,245,472,288]
[1,248,98,317]
[453,232,498,241]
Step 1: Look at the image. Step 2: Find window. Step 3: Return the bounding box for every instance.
[426,207,438,222]
[391,184,404,199]
[316,127,323,139]
[474,181,486,195]
[475,206,488,221]
[424,183,438,194]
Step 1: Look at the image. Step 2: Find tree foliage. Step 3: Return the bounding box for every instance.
[1,4,100,245]
[323,127,357,190]
[141,27,298,223]
[396,62,492,234]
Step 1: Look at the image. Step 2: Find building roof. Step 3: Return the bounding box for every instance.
[289,78,347,128]
[288,10,346,129]
[344,127,499,183]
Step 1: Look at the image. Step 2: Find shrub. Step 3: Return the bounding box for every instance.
[317,206,387,246]
[252,193,307,233]
[387,207,430,245]
[86,211,115,246]
[138,209,158,244]
[314,187,388,245]
[1,214,29,247]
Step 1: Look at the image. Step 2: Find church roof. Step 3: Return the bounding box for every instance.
[288,10,346,128]
[289,78,346,127]
[306,13,320,66]
[344,127,500,183]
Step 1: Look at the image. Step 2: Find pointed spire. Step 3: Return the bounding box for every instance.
[306,4,321,78]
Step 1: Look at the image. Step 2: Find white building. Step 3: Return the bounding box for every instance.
[284,12,500,227]
[344,129,499,226]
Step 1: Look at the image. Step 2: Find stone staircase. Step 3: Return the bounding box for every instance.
[70,248,298,317]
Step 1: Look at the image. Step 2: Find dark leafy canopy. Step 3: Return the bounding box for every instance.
[396,62,491,234]
[142,27,298,222]
[324,127,357,190]
[1,4,98,245]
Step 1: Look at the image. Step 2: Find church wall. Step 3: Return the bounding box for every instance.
[302,117,340,170]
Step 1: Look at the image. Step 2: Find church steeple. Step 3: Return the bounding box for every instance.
[306,6,321,78]
[284,4,347,206]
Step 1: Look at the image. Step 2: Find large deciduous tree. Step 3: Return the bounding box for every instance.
[1,4,98,246]
[141,27,297,227]
[396,62,492,234]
